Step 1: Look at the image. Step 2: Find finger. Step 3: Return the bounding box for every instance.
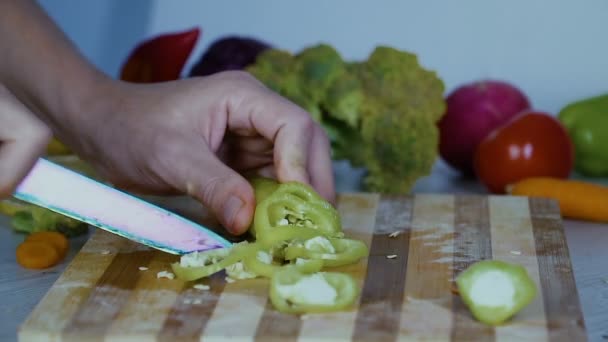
[0,87,51,198]
[308,126,336,204]
[226,153,273,172]
[228,135,273,155]
[227,83,315,185]
[162,142,255,235]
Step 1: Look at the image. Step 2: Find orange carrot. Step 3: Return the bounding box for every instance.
[16,241,61,269]
[26,232,69,258]
[508,177,608,223]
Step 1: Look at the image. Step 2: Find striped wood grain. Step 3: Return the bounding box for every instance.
[18,194,586,342]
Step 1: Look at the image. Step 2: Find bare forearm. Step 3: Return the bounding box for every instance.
[0,0,111,142]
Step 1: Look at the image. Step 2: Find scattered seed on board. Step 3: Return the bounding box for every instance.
[100,250,111,255]
[157,271,175,279]
[225,277,235,283]
[388,231,400,238]
[386,254,397,259]
[138,266,148,271]
[193,284,210,290]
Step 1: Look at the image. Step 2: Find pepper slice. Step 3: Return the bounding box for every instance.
[456,260,537,325]
[243,250,324,278]
[256,226,324,249]
[269,267,359,314]
[284,237,368,267]
[252,185,342,239]
[171,242,256,281]
[251,177,280,204]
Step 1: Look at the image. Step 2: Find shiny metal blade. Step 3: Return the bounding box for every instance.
[14,158,231,255]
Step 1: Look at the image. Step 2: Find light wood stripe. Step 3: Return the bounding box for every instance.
[488,196,548,341]
[297,193,380,342]
[528,198,587,341]
[400,194,455,339]
[18,231,131,341]
[451,195,495,341]
[199,278,269,341]
[61,249,156,341]
[104,252,184,341]
[352,194,412,341]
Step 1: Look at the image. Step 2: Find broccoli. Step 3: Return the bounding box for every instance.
[247,44,445,194]
[248,49,323,122]
[0,199,88,237]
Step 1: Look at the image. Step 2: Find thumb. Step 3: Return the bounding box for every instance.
[176,149,255,235]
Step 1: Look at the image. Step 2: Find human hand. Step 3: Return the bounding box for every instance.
[70,71,335,235]
[0,84,51,198]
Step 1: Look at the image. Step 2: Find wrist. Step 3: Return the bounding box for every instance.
[48,71,121,159]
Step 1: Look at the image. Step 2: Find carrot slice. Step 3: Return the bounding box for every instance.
[16,241,61,269]
[26,231,69,258]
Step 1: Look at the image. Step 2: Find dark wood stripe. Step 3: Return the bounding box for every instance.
[451,195,495,342]
[61,249,156,342]
[352,194,413,342]
[158,271,226,342]
[528,198,587,341]
[254,298,302,342]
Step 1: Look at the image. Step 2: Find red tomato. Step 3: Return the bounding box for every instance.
[474,111,574,193]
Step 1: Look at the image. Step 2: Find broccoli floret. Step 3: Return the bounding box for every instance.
[321,71,363,129]
[295,44,345,101]
[353,47,446,192]
[247,49,297,95]
[359,103,439,193]
[1,199,88,237]
[248,49,323,122]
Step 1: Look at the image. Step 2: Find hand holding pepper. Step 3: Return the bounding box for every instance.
[0,1,335,236]
[70,71,336,235]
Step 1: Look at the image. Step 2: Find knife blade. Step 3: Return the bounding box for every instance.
[13,158,232,255]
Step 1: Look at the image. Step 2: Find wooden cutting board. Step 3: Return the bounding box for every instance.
[18,193,586,341]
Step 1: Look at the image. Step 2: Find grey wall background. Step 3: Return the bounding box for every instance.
[37,0,152,78]
[37,0,608,115]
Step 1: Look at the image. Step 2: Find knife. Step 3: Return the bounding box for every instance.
[13,158,232,255]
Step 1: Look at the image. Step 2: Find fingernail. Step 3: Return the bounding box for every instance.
[223,195,244,228]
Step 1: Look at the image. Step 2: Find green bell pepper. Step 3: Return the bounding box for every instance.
[171,242,257,281]
[171,177,369,317]
[284,236,368,267]
[250,178,342,239]
[269,267,359,314]
[558,94,608,177]
[456,260,537,326]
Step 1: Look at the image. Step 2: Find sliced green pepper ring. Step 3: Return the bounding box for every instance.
[284,237,368,267]
[249,179,343,239]
[253,192,341,238]
[269,267,359,314]
[171,242,257,282]
[271,182,326,205]
[257,226,324,249]
[243,252,324,278]
[250,177,280,204]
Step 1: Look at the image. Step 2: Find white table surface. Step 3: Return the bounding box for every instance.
[1,161,607,342]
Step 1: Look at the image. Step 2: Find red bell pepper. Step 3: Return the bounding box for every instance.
[120,27,200,83]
